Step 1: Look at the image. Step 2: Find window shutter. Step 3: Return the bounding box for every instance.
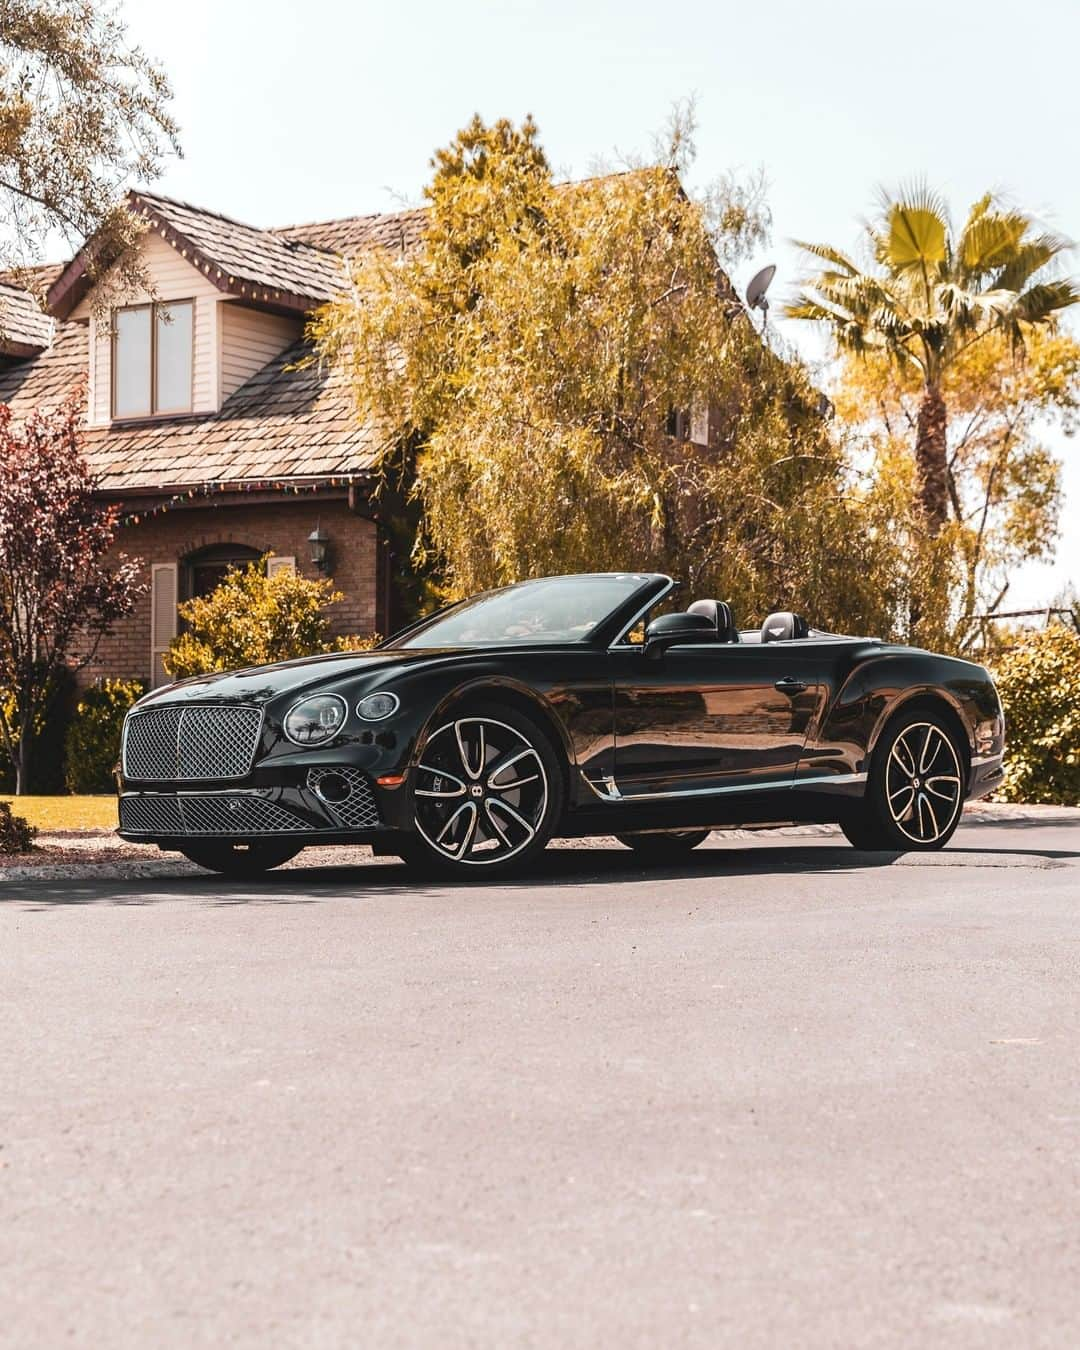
[266,555,296,578]
[690,403,709,447]
[150,563,178,688]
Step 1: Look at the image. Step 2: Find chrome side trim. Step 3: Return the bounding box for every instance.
[585,771,867,803]
[971,753,1004,767]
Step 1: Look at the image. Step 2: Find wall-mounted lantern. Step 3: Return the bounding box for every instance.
[307,523,331,574]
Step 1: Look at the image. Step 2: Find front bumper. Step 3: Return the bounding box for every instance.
[967,753,1005,801]
[117,762,411,846]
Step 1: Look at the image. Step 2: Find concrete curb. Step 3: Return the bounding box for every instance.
[1,802,1076,886]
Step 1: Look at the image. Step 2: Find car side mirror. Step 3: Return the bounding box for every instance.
[644,611,715,658]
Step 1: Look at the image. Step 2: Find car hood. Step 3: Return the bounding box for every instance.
[135,649,446,708]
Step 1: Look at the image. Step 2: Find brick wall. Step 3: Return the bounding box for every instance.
[83,496,380,686]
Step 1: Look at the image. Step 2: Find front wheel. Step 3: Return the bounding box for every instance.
[841,710,965,852]
[616,829,711,863]
[179,840,303,877]
[404,706,564,878]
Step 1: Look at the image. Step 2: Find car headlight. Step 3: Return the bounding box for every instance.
[283,694,347,746]
[356,690,400,721]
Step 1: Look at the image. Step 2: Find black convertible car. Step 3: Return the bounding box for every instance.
[117,572,1005,878]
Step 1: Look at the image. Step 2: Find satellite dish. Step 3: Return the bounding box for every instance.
[745,264,777,318]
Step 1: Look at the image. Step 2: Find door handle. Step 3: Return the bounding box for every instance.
[774,677,808,694]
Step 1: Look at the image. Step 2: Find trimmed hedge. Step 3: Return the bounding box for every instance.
[64,679,145,794]
[993,625,1080,806]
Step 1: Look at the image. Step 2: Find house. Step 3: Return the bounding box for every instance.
[0,191,427,687]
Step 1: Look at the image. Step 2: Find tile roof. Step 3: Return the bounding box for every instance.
[271,207,429,256]
[0,280,55,355]
[46,192,356,319]
[132,190,347,303]
[0,326,383,492]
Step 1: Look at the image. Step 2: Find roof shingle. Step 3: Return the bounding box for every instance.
[0,280,55,355]
[0,328,382,492]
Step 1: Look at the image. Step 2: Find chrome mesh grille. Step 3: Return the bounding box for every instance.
[123,705,263,781]
[120,793,307,836]
[306,766,380,830]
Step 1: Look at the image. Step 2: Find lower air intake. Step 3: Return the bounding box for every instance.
[305,766,381,830]
[120,793,308,836]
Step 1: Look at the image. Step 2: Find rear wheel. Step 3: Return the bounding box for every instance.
[403,707,563,878]
[179,840,302,877]
[616,829,711,862]
[841,710,965,852]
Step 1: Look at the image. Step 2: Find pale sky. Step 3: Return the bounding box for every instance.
[121,0,1079,606]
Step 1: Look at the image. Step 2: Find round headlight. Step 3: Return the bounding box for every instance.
[283,694,347,746]
[356,690,400,722]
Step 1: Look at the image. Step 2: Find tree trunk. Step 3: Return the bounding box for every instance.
[14,732,31,796]
[915,383,949,534]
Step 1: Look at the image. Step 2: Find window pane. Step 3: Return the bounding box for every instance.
[155,301,193,413]
[113,307,151,418]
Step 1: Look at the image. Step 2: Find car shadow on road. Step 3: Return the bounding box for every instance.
[8,821,1079,908]
[2,844,911,909]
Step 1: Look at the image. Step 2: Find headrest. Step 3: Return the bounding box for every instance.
[687,599,740,643]
[761,611,809,643]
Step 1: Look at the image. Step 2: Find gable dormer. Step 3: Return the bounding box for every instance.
[44,191,342,427]
[74,232,227,424]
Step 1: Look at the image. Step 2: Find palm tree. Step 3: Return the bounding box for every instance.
[788,187,1078,533]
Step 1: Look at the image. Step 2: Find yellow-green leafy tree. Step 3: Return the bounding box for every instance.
[310,113,896,636]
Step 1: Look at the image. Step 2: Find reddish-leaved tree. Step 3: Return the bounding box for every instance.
[0,391,142,793]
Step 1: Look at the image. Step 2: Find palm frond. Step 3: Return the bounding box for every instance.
[790,239,861,276]
[958,210,1026,274]
[1012,278,1080,323]
[888,202,947,271]
[995,234,1075,292]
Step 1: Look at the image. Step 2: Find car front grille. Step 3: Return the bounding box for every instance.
[120,793,308,836]
[123,705,264,781]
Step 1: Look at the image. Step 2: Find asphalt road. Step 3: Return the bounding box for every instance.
[3,815,1080,1349]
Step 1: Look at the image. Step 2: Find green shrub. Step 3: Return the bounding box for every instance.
[0,801,36,854]
[164,557,376,679]
[993,625,1080,805]
[64,679,145,794]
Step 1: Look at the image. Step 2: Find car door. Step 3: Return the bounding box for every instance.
[608,639,824,798]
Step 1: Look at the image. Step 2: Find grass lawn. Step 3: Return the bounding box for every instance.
[1,795,117,832]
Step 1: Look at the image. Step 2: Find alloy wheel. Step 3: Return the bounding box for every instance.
[413,717,550,866]
[885,722,962,844]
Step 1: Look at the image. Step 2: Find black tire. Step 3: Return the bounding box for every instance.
[616,829,711,862]
[179,840,303,877]
[841,708,966,852]
[403,703,564,879]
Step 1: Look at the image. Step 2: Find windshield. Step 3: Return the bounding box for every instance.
[389,574,657,648]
